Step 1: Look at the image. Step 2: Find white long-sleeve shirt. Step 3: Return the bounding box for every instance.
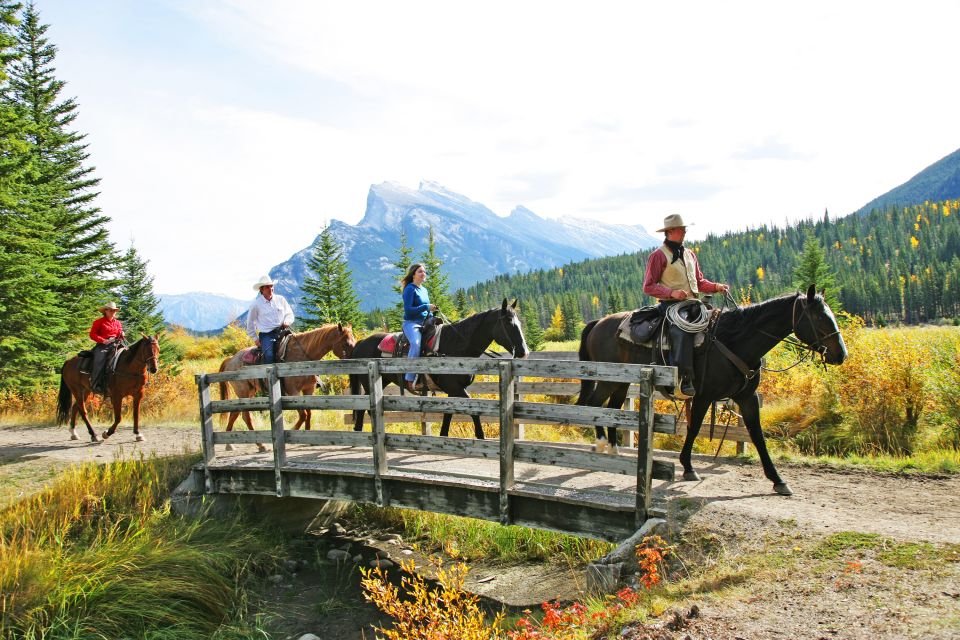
[247,293,295,339]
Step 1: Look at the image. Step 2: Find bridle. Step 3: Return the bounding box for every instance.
[436,308,520,358]
[759,294,840,371]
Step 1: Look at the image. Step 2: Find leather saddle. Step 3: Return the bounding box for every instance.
[241,329,293,365]
[377,317,443,358]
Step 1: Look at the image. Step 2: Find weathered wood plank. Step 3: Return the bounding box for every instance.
[383,433,500,458]
[499,360,516,525]
[368,360,387,506]
[376,357,503,375]
[210,397,270,414]
[275,360,370,376]
[267,366,287,497]
[512,442,674,481]
[212,430,272,444]
[513,359,676,385]
[285,430,373,447]
[635,370,655,527]
[382,395,500,416]
[281,395,369,411]
[196,374,215,492]
[205,367,270,383]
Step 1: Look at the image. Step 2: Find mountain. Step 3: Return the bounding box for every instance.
[268,181,659,313]
[158,292,250,332]
[855,147,960,215]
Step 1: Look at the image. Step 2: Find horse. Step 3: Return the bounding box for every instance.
[217,323,356,447]
[56,335,161,443]
[349,299,529,439]
[576,285,847,495]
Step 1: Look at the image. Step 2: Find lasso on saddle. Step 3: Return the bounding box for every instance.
[377,317,444,358]
[617,303,714,351]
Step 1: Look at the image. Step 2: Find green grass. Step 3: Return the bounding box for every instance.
[763,446,960,475]
[813,531,960,568]
[0,454,285,640]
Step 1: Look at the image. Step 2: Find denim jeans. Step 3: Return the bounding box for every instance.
[402,320,423,382]
[259,329,281,364]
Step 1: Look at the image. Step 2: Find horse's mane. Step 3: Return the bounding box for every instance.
[116,336,151,367]
[447,308,496,335]
[296,323,349,351]
[714,292,801,343]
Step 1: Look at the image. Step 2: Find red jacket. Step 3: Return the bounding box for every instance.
[90,317,124,344]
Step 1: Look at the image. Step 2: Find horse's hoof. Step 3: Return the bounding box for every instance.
[135,434,145,442]
[70,433,79,441]
[91,435,101,444]
[608,445,620,456]
[100,431,110,441]
[225,443,234,452]
[682,470,701,481]
[593,438,609,454]
[774,482,793,496]
[257,444,268,453]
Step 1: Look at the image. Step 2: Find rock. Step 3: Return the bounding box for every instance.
[326,549,351,563]
[330,522,347,536]
[353,554,363,563]
[282,559,298,572]
[401,549,414,555]
[298,558,310,570]
[369,558,395,570]
[268,574,284,584]
[378,533,403,543]
[687,604,700,618]
[297,634,322,640]
[586,561,622,594]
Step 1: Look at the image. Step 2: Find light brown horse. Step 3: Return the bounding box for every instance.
[56,335,161,443]
[217,323,356,448]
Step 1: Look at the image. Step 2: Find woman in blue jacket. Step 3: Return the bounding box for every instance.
[401,263,437,393]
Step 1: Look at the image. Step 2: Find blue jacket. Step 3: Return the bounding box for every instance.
[403,283,433,321]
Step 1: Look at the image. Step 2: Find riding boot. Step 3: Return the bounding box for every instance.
[669,324,696,397]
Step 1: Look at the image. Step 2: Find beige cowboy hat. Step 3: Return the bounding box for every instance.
[252,275,275,290]
[656,214,694,233]
[99,301,120,312]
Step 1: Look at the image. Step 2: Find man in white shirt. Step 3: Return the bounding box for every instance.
[247,276,295,364]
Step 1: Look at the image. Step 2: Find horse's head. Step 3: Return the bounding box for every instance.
[333,322,356,359]
[494,299,529,358]
[793,285,847,365]
[140,333,161,373]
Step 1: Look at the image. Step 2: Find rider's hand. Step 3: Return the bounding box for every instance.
[430,304,438,311]
[255,339,261,348]
[718,284,730,293]
[670,290,688,300]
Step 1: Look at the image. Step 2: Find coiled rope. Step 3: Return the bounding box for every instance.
[665,298,711,333]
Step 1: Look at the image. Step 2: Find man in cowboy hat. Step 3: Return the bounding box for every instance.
[246,276,295,364]
[88,301,125,394]
[642,214,729,397]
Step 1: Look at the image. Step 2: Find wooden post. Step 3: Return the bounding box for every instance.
[498,360,516,525]
[267,365,287,497]
[196,373,215,493]
[513,374,524,440]
[368,360,388,507]
[420,390,431,435]
[635,368,655,528]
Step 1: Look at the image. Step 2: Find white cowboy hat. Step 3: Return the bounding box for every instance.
[253,275,275,290]
[656,214,694,233]
[99,301,120,311]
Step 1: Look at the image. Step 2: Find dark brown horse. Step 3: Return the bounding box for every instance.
[217,323,356,448]
[576,285,846,495]
[57,335,161,443]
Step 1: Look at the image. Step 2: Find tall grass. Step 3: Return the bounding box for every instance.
[0,454,284,639]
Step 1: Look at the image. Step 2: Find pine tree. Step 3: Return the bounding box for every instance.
[420,225,453,316]
[519,301,544,351]
[606,286,623,314]
[454,289,469,319]
[5,2,114,335]
[560,293,581,340]
[793,233,841,310]
[386,230,414,331]
[300,226,363,329]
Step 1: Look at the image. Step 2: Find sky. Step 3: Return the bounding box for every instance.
[38,0,960,300]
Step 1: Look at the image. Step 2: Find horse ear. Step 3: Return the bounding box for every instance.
[511,299,518,309]
[806,284,816,302]
[501,298,508,311]
[141,332,148,340]
[337,322,343,331]
[819,287,826,298]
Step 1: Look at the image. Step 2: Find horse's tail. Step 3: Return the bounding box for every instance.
[575,320,600,405]
[217,358,229,401]
[56,371,72,425]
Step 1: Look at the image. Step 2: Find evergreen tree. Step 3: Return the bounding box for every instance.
[454,288,469,319]
[560,293,581,340]
[793,233,841,310]
[519,301,544,351]
[5,2,114,335]
[300,226,363,329]
[386,229,414,331]
[606,286,623,314]
[419,225,453,316]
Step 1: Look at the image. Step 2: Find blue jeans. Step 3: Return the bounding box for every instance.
[259,329,281,364]
[402,321,423,382]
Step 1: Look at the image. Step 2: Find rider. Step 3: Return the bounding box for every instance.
[88,301,125,394]
[401,263,437,394]
[246,276,295,364]
[642,214,729,397]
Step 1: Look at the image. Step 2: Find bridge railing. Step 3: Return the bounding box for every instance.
[196,357,676,532]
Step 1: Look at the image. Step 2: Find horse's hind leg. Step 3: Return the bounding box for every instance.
[735,391,790,495]
[679,397,711,481]
[604,384,630,454]
[132,394,145,442]
[583,381,619,453]
[74,393,99,443]
[101,394,123,440]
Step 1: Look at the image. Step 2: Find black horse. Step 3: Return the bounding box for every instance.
[576,285,846,495]
[350,299,529,438]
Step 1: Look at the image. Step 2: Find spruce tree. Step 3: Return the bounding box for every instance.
[560,293,581,340]
[606,286,623,314]
[453,289,469,319]
[420,225,453,316]
[793,233,841,310]
[519,301,544,351]
[5,2,114,335]
[300,225,363,328]
[386,229,414,331]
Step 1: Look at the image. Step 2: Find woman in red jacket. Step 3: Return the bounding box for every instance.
[89,302,125,393]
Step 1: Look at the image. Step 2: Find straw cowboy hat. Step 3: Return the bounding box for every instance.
[656,214,694,233]
[99,301,120,312]
[253,276,275,290]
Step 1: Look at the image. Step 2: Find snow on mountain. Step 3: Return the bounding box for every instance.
[158,292,251,332]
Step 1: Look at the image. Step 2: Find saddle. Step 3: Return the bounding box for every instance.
[78,342,125,394]
[618,304,717,351]
[240,329,293,365]
[377,317,443,358]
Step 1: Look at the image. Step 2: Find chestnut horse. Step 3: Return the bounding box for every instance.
[56,335,161,443]
[217,323,356,447]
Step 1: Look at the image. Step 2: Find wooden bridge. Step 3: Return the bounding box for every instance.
[195,356,678,541]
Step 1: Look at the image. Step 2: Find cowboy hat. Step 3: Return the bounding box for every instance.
[253,275,275,290]
[656,214,694,233]
[99,301,120,312]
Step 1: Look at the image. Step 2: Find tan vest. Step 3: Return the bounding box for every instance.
[657,245,699,298]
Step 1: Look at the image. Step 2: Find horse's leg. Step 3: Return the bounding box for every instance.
[101,393,123,440]
[132,393,145,442]
[439,412,453,438]
[679,396,711,481]
[351,375,368,432]
[604,384,630,454]
[76,391,99,443]
[735,391,791,495]
[582,381,618,453]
